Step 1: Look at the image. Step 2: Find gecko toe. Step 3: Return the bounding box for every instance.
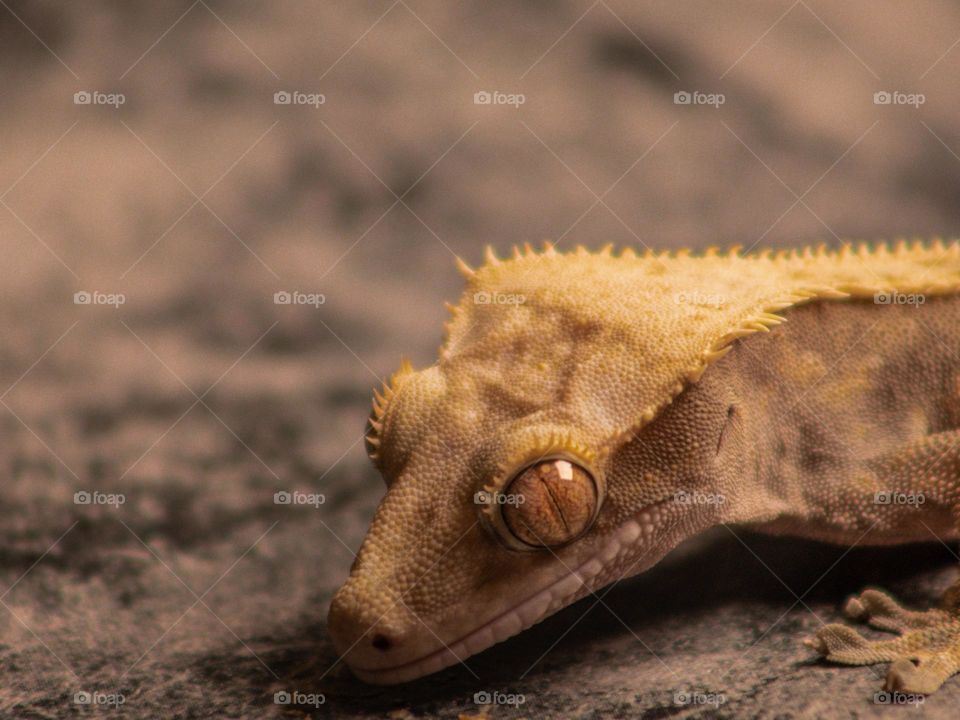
[842,589,947,633]
[803,633,828,654]
[809,623,880,663]
[810,585,960,695]
[843,594,867,621]
[885,657,949,695]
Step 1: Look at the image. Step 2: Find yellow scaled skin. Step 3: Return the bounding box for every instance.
[328,240,960,693]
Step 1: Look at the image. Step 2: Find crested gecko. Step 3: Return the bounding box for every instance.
[328,240,960,695]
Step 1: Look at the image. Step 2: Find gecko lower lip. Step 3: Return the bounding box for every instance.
[347,510,665,684]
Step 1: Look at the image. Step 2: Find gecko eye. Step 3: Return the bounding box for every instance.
[501,459,599,548]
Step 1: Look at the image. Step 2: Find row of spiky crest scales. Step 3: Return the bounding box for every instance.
[445,235,959,368]
[454,237,959,278]
[365,358,414,466]
[367,238,960,465]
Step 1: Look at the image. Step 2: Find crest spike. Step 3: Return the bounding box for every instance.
[454,256,475,279]
[484,245,501,266]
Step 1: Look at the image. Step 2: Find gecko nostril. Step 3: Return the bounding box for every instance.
[371,633,393,651]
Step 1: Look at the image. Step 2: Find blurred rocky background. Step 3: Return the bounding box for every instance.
[1,1,959,717]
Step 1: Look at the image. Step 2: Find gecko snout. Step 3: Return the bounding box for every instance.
[327,583,431,681]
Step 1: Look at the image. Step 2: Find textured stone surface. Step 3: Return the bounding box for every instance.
[3,1,960,717]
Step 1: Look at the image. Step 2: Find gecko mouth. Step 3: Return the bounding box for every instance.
[346,506,670,685]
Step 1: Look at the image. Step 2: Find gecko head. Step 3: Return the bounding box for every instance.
[328,246,757,685]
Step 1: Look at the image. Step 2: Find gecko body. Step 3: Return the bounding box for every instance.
[329,241,960,693]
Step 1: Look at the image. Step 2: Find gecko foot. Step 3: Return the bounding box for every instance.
[804,588,960,694]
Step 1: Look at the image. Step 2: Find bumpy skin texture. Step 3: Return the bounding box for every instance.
[327,241,960,692]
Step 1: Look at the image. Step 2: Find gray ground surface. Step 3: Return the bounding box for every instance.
[2,1,960,717]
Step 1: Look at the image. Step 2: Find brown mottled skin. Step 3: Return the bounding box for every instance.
[328,243,960,694]
[714,298,960,547]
